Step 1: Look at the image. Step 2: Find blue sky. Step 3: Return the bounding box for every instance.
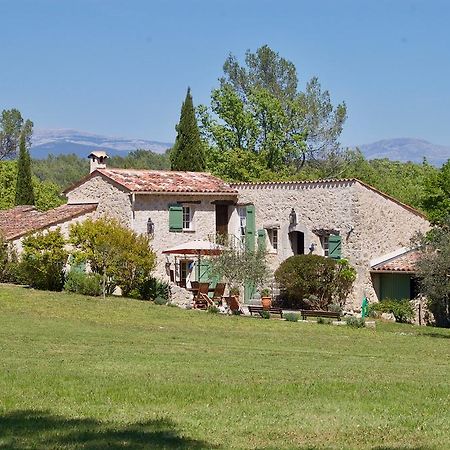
[1,0,450,147]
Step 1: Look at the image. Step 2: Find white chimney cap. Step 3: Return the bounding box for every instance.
[88,150,109,159]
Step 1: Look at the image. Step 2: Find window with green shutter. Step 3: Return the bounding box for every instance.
[328,234,342,259]
[245,205,255,251]
[168,205,183,232]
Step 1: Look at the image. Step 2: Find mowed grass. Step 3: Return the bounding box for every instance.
[0,285,449,450]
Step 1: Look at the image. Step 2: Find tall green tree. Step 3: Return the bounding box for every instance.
[170,88,206,171]
[198,45,346,171]
[15,133,35,205]
[0,109,33,160]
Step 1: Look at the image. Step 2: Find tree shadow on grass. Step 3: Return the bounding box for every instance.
[0,410,218,449]
[419,331,450,339]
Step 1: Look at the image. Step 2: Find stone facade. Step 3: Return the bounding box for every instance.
[233,180,429,308]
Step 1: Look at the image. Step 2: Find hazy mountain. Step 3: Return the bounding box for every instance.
[358,138,449,166]
[31,129,172,159]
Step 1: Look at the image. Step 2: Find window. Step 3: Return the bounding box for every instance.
[267,228,278,252]
[182,206,192,230]
[321,234,342,259]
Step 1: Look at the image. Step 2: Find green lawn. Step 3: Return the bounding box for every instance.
[0,285,449,449]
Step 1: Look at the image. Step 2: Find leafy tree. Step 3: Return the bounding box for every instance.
[0,109,33,160]
[15,133,35,205]
[0,232,19,283]
[415,220,450,327]
[421,159,450,225]
[170,88,206,171]
[19,228,68,291]
[274,254,356,309]
[199,45,346,171]
[69,218,156,298]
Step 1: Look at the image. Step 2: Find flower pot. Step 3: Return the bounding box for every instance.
[261,296,272,310]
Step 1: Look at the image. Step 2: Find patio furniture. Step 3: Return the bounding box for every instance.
[193,283,213,310]
[224,296,244,315]
[248,305,283,318]
[300,310,341,321]
[211,283,226,304]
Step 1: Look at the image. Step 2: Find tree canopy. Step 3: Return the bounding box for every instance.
[15,133,35,206]
[170,88,206,171]
[199,45,347,173]
[0,109,33,160]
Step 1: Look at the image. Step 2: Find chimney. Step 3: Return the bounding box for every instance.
[88,151,109,173]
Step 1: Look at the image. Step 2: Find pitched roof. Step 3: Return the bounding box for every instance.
[371,249,420,273]
[64,168,238,195]
[0,203,97,241]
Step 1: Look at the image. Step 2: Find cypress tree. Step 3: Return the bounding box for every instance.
[170,87,206,171]
[15,133,35,205]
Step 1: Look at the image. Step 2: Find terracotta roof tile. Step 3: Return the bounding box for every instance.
[371,250,420,273]
[0,203,97,241]
[64,169,238,195]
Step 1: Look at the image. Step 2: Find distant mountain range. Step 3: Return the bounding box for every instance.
[358,138,449,166]
[31,129,172,159]
[30,129,449,166]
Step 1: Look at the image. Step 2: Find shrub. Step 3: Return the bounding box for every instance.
[154,296,167,305]
[284,312,299,322]
[317,317,332,325]
[207,305,219,314]
[275,254,356,309]
[64,270,102,296]
[231,309,242,316]
[19,229,67,291]
[260,310,270,319]
[69,218,156,298]
[346,316,366,328]
[328,303,343,314]
[137,277,171,302]
[0,234,19,283]
[369,299,414,323]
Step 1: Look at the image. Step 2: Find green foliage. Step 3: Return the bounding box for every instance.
[421,159,450,225]
[15,133,35,205]
[207,305,220,314]
[369,299,414,323]
[274,255,356,309]
[137,276,171,302]
[69,218,156,298]
[153,296,167,306]
[0,160,63,211]
[199,45,346,173]
[64,270,102,296]
[415,220,450,327]
[19,228,68,291]
[316,317,331,325]
[0,233,19,283]
[170,88,206,171]
[0,108,33,160]
[260,310,270,319]
[345,316,366,328]
[284,312,299,322]
[210,238,269,295]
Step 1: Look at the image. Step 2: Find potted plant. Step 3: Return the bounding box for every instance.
[260,287,272,310]
[229,285,240,300]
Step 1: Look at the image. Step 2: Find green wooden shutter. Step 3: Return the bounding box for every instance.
[328,235,342,259]
[257,229,266,252]
[169,205,183,232]
[245,205,255,251]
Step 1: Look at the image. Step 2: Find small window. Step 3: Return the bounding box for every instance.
[268,228,278,252]
[182,206,192,230]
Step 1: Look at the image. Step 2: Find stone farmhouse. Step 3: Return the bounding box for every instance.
[0,152,429,309]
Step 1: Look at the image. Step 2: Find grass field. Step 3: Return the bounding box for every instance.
[0,284,449,449]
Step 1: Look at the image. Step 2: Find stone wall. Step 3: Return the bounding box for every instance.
[234,180,429,309]
[132,193,236,277]
[66,174,133,227]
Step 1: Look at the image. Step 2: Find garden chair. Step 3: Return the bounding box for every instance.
[193,282,213,310]
[224,296,244,315]
[212,283,226,304]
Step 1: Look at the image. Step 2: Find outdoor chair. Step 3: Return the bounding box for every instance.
[224,296,244,315]
[212,283,226,304]
[193,282,213,310]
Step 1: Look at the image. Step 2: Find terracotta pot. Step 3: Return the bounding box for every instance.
[261,296,272,310]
